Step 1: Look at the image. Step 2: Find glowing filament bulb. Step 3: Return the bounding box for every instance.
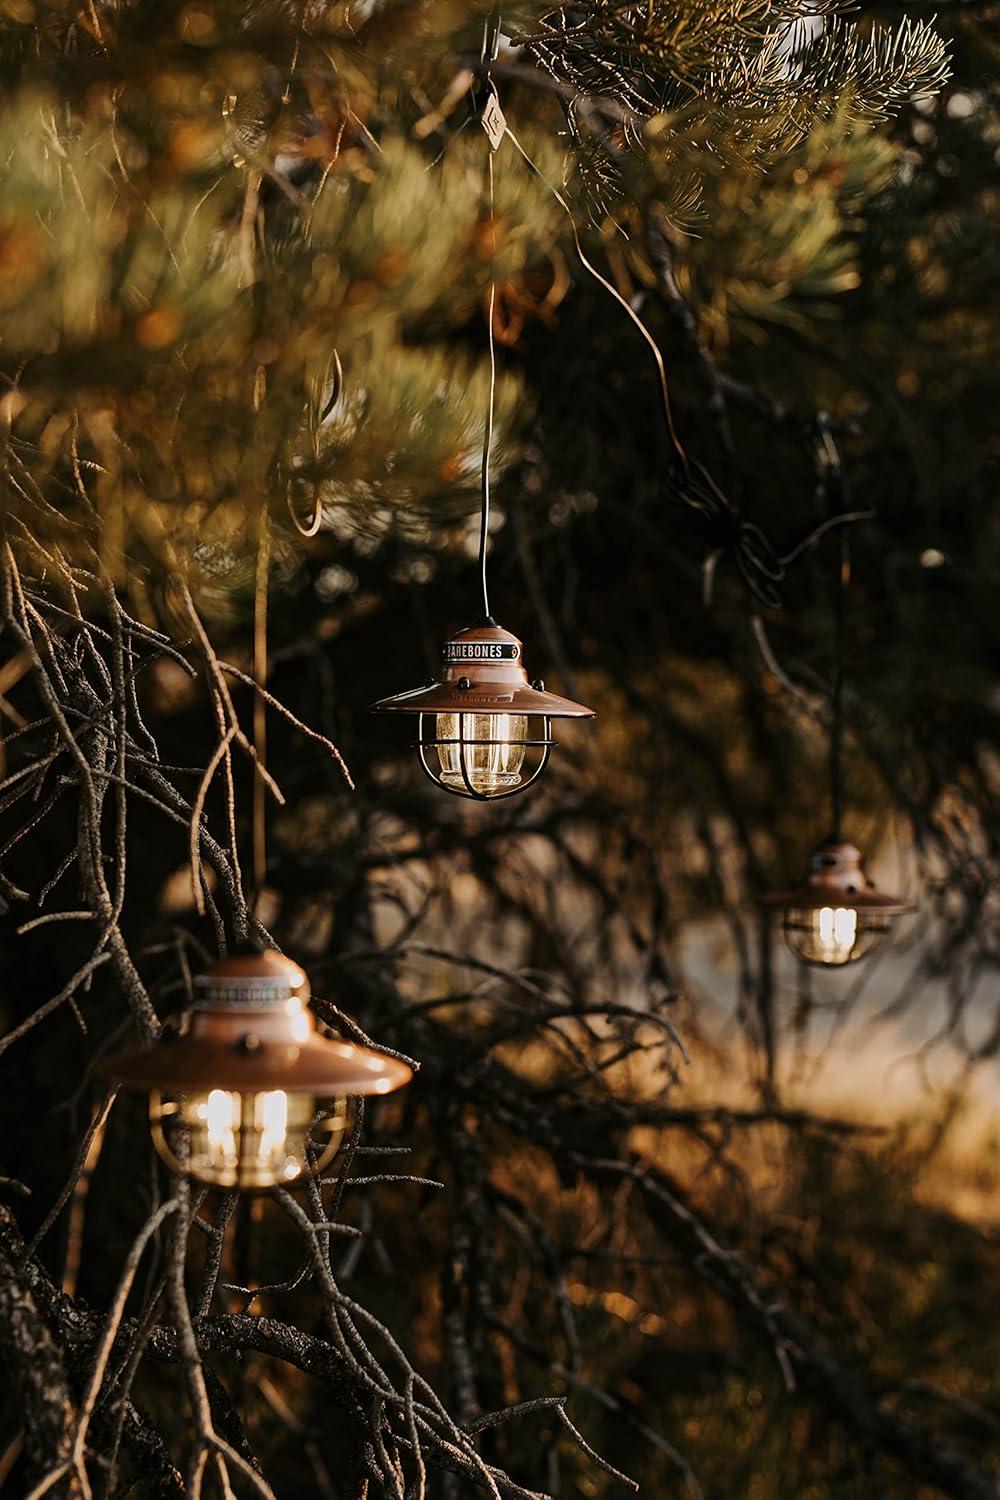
[436,712,527,793]
[203,1089,238,1158]
[818,905,858,949]
[159,1088,347,1189]
[816,905,858,959]
[257,1089,289,1163]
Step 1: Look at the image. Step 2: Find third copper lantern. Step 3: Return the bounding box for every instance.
[760,432,916,968]
[761,838,914,967]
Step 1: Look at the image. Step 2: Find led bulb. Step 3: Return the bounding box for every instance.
[817,905,858,959]
[435,712,528,794]
[783,905,888,967]
[150,1089,346,1189]
[203,1088,238,1160]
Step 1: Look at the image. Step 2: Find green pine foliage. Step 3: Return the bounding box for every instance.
[0,0,948,614]
[5,4,998,1500]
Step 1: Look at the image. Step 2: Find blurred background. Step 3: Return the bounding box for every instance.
[0,2,997,1496]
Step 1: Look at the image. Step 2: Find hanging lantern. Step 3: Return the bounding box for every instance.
[369,88,596,799]
[368,79,596,800]
[756,429,917,968]
[370,621,595,800]
[761,838,913,967]
[100,950,412,1190]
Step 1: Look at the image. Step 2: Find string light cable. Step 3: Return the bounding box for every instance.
[499,120,875,607]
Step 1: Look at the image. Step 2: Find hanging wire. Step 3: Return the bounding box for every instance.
[476,8,503,624]
[501,123,787,604]
[830,522,849,838]
[502,122,689,474]
[407,19,882,613]
[252,496,271,903]
[817,415,852,838]
[479,147,498,623]
[500,122,883,611]
[287,348,343,538]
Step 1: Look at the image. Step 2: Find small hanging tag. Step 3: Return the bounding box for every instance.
[481,92,507,151]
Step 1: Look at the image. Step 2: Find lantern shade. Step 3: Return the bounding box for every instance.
[759,839,914,916]
[99,954,413,1098]
[101,1024,411,1095]
[369,622,596,720]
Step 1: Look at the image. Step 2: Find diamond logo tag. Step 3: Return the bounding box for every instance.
[481,93,507,151]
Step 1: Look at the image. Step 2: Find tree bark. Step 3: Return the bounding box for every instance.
[0,1231,85,1498]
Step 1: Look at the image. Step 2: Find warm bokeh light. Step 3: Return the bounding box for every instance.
[150,1089,346,1189]
[435,711,528,794]
[783,905,889,966]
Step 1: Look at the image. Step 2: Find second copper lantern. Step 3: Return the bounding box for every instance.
[371,621,595,800]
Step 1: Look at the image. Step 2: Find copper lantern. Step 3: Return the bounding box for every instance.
[761,838,914,968]
[100,950,412,1190]
[370,621,595,800]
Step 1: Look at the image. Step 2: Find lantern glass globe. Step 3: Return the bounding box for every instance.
[435,711,528,794]
[150,1088,347,1189]
[783,905,889,966]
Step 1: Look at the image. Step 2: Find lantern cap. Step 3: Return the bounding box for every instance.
[759,838,915,914]
[99,952,413,1097]
[195,948,310,1003]
[100,1026,412,1095]
[370,621,595,719]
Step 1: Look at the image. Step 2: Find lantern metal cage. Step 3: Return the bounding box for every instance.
[760,839,914,968]
[100,950,412,1190]
[370,621,595,801]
